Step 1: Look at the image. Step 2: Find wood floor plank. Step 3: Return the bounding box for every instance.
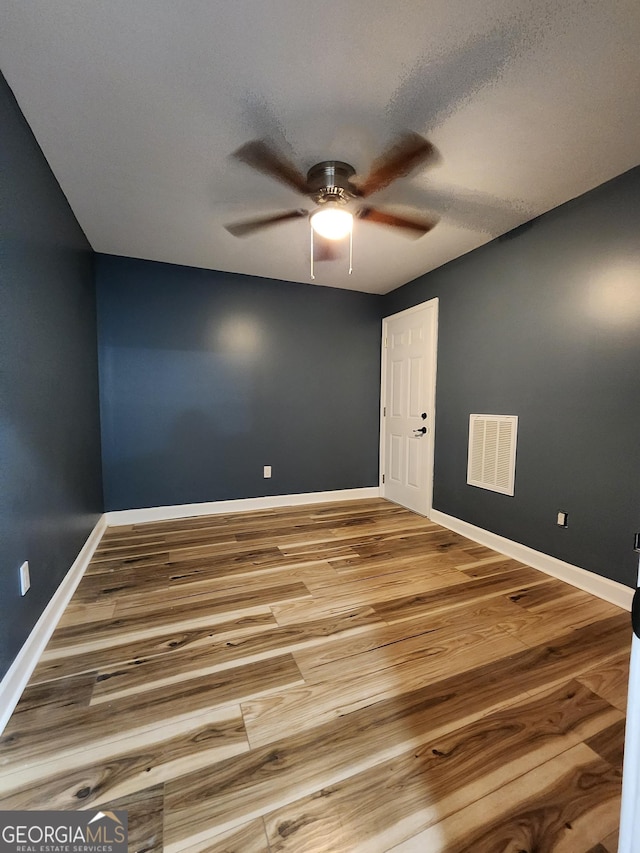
[103,568,321,619]
[371,566,549,625]
[233,516,434,546]
[56,601,116,627]
[325,543,466,574]
[244,629,526,747]
[270,566,500,627]
[452,556,530,579]
[94,784,164,853]
[176,819,271,853]
[317,550,465,584]
[303,563,469,597]
[31,612,278,684]
[78,555,283,598]
[0,705,249,809]
[84,544,297,585]
[506,578,590,610]
[89,607,383,706]
[261,681,622,853]
[599,828,620,852]
[578,650,630,711]
[93,525,241,555]
[501,593,624,647]
[291,597,530,679]
[84,538,293,577]
[586,718,626,770]
[41,582,309,658]
[4,671,96,717]
[166,685,519,848]
[456,543,502,559]
[254,612,628,750]
[344,527,467,556]
[387,744,621,853]
[164,616,628,847]
[0,498,630,853]
[0,655,302,772]
[293,611,525,686]
[112,499,383,537]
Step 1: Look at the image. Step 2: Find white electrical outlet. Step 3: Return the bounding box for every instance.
[263,465,272,478]
[19,561,30,595]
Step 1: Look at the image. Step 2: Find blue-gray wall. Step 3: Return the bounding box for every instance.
[384,167,640,588]
[95,255,382,511]
[3,55,638,693]
[0,73,103,679]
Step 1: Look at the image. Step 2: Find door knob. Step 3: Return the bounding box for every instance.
[413,427,427,435]
[421,412,427,419]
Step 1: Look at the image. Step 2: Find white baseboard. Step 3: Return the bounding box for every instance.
[0,514,108,735]
[105,487,381,527]
[430,509,634,611]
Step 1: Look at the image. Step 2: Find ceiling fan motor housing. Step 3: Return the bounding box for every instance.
[306,161,357,205]
[225,134,437,239]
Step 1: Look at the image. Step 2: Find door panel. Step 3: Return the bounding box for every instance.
[408,356,423,417]
[391,359,403,417]
[381,300,438,516]
[390,434,402,482]
[407,439,420,488]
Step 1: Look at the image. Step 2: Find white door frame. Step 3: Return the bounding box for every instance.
[379,298,439,517]
[619,559,640,851]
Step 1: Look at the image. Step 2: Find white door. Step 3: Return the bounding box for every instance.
[618,559,640,852]
[380,300,438,516]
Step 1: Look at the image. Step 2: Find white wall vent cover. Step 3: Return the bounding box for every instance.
[467,414,518,496]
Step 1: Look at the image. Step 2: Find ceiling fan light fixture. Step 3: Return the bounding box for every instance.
[309,206,353,241]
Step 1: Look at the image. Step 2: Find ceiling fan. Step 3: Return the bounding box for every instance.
[224,132,440,270]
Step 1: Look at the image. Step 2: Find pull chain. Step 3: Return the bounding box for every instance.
[310,225,315,280]
[349,227,353,275]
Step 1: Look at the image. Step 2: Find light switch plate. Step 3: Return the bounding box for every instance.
[19,561,30,595]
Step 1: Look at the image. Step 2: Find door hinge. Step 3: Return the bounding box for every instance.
[382,474,385,484]
[384,336,388,348]
[383,406,386,417]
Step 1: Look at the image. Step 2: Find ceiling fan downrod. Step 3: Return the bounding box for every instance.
[306,161,357,205]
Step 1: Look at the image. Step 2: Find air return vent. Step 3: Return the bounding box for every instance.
[467,414,518,496]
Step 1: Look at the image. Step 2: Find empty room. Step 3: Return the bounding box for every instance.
[1,2,640,851]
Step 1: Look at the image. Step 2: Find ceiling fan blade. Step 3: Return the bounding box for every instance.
[355,132,438,197]
[232,140,310,195]
[356,205,438,237]
[224,209,308,237]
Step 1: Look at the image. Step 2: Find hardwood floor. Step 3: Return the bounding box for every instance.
[0,498,631,852]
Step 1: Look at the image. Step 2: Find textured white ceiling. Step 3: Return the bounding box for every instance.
[2,0,639,294]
